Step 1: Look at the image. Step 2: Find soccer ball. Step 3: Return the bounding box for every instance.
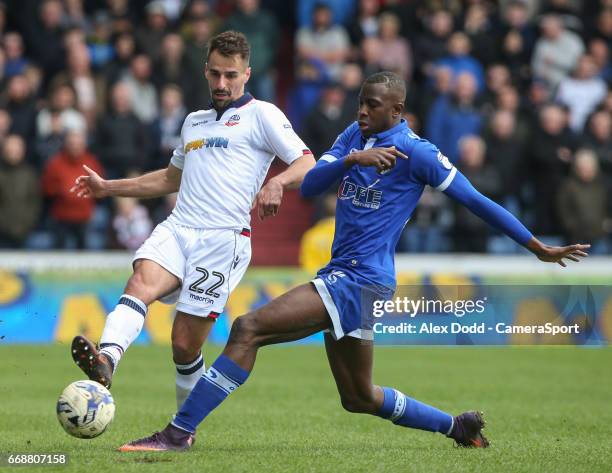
[56,380,115,439]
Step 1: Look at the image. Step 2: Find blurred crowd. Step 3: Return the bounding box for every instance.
[0,0,610,256]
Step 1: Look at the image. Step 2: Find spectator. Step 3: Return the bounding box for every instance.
[377,12,411,82]
[0,135,40,248]
[557,54,608,132]
[37,83,86,139]
[123,55,158,125]
[183,14,212,72]
[426,72,482,163]
[63,0,90,31]
[23,0,66,81]
[135,0,170,62]
[499,0,537,57]
[0,110,12,146]
[583,109,612,182]
[302,82,354,158]
[348,0,380,47]
[106,0,137,34]
[481,64,512,112]
[453,135,502,252]
[416,65,453,126]
[35,82,87,165]
[339,62,363,115]
[299,193,336,274]
[414,10,454,79]
[42,129,103,249]
[297,0,356,28]
[182,15,212,110]
[436,32,485,91]
[359,36,384,78]
[296,3,350,81]
[95,82,147,178]
[462,4,497,66]
[557,149,610,253]
[3,32,30,79]
[588,38,612,83]
[153,33,199,109]
[484,109,524,201]
[223,0,280,102]
[495,85,530,143]
[104,32,136,87]
[590,7,612,46]
[526,103,577,235]
[500,25,531,86]
[112,197,153,250]
[531,14,584,89]
[87,12,115,71]
[3,74,37,141]
[150,84,187,170]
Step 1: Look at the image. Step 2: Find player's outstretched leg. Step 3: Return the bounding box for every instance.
[71,259,180,387]
[324,333,489,448]
[118,283,330,452]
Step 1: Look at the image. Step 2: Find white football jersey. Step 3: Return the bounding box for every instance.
[168,94,310,230]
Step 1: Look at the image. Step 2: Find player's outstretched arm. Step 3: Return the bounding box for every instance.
[444,171,590,267]
[256,154,315,220]
[70,163,182,199]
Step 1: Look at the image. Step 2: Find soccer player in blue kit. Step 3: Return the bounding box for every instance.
[119,72,590,452]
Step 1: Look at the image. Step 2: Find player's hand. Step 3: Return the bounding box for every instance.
[255,178,283,220]
[527,239,590,267]
[69,165,108,199]
[346,146,408,173]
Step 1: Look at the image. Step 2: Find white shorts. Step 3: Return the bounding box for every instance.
[133,220,251,318]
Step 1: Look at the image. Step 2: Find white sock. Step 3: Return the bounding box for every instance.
[175,352,205,409]
[99,294,147,373]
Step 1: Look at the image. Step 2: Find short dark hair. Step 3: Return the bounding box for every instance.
[364,71,406,100]
[207,31,250,62]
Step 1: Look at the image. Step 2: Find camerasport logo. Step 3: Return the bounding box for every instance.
[225,114,240,126]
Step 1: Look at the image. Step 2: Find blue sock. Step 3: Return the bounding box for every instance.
[377,387,453,435]
[172,355,249,433]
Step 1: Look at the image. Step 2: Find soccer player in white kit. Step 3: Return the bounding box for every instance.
[69,31,315,408]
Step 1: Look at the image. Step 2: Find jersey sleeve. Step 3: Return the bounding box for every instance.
[257,103,311,165]
[320,122,357,163]
[169,117,187,170]
[409,140,457,191]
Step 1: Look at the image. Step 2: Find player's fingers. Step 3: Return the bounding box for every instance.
[390,148,409,160]
[572,250,588,257]
[557,260,567,268]
[566,254,580,262]
[377,156,393,170]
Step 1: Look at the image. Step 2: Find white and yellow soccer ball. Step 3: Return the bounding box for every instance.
[56,380,115,438]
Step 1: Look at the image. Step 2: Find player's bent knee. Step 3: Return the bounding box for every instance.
[340,396,369,414]
[227,315,259,347]
[125,272,155,304]
[339,393,378,414]
[171,336,200,364]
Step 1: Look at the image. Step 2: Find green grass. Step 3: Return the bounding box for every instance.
[1,345,611,472]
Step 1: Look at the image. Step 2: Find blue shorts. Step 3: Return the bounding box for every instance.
[312,265,394,340]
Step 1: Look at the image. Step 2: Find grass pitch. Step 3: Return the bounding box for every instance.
[1,344,611,472]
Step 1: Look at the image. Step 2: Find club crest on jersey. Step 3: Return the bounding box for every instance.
[225,114,240,127]
[338,179,382,209]
[437,151,453,170]
[184,137,230,153]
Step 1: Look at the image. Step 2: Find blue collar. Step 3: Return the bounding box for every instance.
[208,93,254,121]
[362,119,408,141]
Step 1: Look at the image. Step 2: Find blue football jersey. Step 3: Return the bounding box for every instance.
[320,119,456,289]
